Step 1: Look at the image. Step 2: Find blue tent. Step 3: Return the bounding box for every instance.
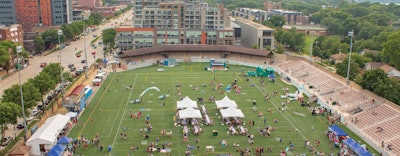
[47,144,66,156]
[343,138,372,156]
[57,136,71,145]
[329,125,348,136]
[268,74,276,79]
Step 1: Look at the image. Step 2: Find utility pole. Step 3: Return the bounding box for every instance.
[309,21,314,63]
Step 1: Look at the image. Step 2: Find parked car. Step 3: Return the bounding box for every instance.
[68,63,74,68]
[37,103,44,110]
[30,108,39,116]
[40,62,47,67]
[16,122,25,129]
[81,60,86,63]
[93,34,97,37]
[1,136,13,146]
[70,67,76,72]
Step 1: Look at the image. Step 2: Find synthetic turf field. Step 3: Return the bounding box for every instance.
[69,62,345,156]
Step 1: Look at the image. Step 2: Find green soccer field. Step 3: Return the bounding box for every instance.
[68,62,341,156]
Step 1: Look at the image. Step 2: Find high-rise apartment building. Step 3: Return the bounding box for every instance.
[0,0,72,32]
[15,0,52,32]
[0,0,17,26]
[51,0,73,25]
[116,0,234,51]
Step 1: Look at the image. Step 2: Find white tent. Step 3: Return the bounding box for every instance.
[177,96,198,109]
[215,96,238,109]
[220,106,245,118]
[26,114,70,156]
[178,107,202,119]
[65,112,78,118]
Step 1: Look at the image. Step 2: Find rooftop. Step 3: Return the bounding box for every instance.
[236,18,274,31]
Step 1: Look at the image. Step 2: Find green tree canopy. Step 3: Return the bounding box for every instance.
[335,57,360,81]
[0,102,22,139]
[382,30,400,70]
[2,82,41,109]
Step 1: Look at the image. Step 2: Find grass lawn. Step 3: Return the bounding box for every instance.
[69,62,357,156]
[303,36,316,56]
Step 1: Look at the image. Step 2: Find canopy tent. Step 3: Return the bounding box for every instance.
[177,96,198,109]
[215,96,237,109]
[65,112,77,118]
[220,106,245,118]
[178,107,202,119]
[26,114,70,156]
[47,144,66,156]
[329,125,348,137]
[57,136,72,145]
[343,138,373,156]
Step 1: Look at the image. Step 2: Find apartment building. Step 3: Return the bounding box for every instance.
[0,24,23,45]
[0,0,17,26]
[115,28,234,51]
[116,0,234,51]
[232,8,267,23]
[234,18,274,50]
[0,0,72,32]
[51,0,73,25]
[268,9,309,25]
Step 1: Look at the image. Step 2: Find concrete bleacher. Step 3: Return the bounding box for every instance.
[273,60,400,156]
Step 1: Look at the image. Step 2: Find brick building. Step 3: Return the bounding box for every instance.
[0,24,23,45]
[14,0,52,32]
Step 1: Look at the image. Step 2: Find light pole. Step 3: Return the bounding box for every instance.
[309,21,314,62]
[58,30,65,106]
[83,25,88,78]
[16,46,28,142]
[346,30,354,84]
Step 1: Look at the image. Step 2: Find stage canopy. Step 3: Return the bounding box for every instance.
[178,107,202,119]
[220,106,244,118]
[215,96,237,109]
[343,138,372,156]
[177,96,198,109]
[57,136,72,145]
[329,125,348,137]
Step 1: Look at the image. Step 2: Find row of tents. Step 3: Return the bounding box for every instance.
[177,96,244,119]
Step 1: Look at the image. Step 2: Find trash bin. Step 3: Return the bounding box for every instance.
[212,130,218,136]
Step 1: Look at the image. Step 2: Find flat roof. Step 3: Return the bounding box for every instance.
[236,18,274,31]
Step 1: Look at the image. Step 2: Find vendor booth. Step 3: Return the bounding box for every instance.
[342,138,372,156]
[327,125,348,148]
[177,96,198,109]
[215,96,238,109]
[26,114,70,156]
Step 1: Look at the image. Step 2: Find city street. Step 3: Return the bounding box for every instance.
[0,10,131,97]
[0,10,132,140]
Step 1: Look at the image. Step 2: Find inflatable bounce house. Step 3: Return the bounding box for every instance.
[163,58,177,67]
[209,58,227,70]
[247,67,275,77]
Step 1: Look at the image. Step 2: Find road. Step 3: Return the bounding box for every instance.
[0,10,132,97]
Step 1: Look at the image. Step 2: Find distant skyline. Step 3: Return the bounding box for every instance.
[355,0,400,4]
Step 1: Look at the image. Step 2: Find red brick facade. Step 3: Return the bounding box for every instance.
[15,0,52,32]
[0,24,24,45]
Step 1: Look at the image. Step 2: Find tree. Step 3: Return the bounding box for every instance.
[359,69,387,92]
[2,82,41,110]
[61,24,75,41]
[88,12,103,25]
[102,28,116,48]
[33,36,45,54]
[41,29,59,50]
[63,72,74,82]
[263,16,285,28]
[335,57,360,81]
[0,102,22,139]
[41,63,63,83]
[0,45,11,73]
[29,72,56,104]
[382,30,400,70]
